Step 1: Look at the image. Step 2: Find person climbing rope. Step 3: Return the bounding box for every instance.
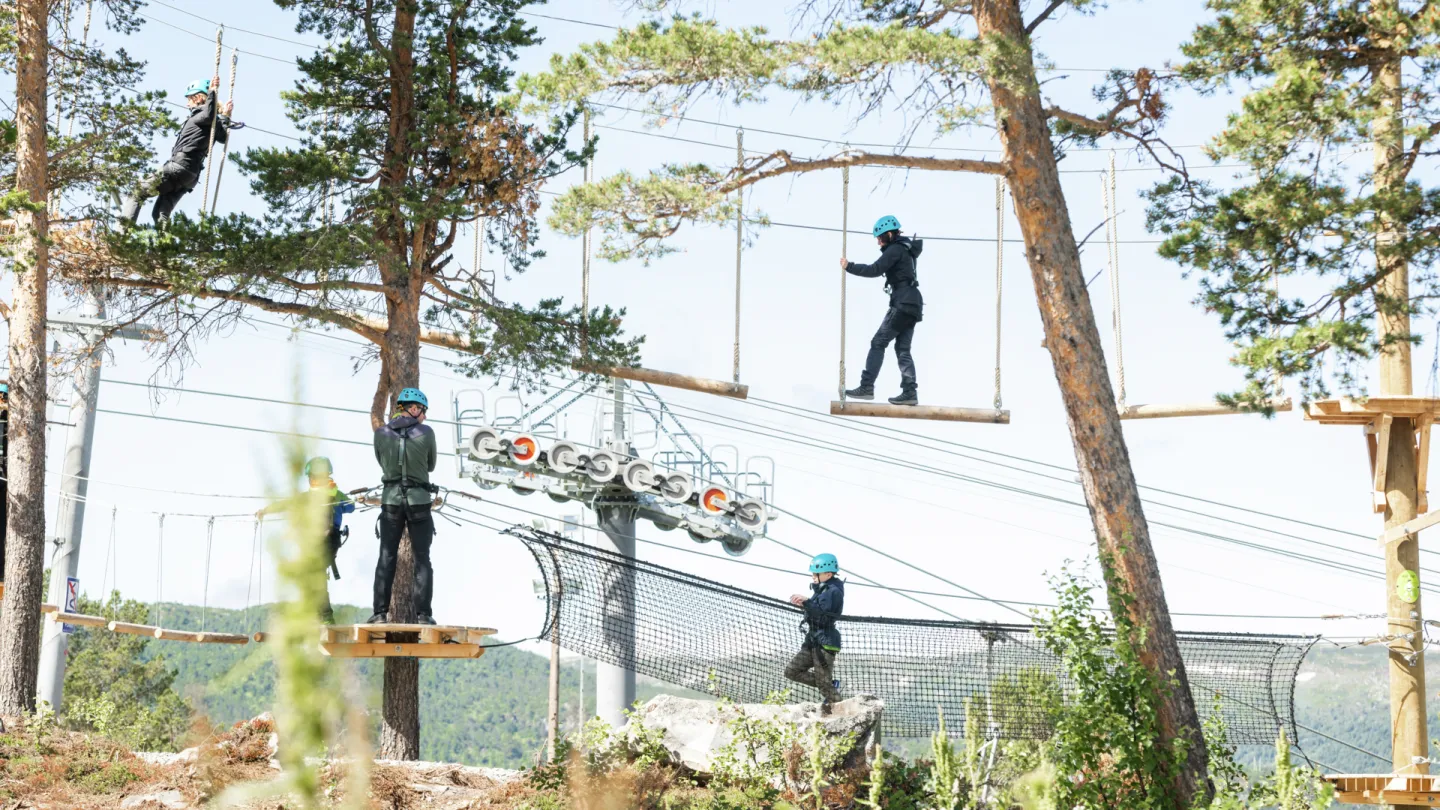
[370,388,439,626]
[255,456,355,624]
[119,76,234,227]
[784,552,845,714]
[841,215,925,406]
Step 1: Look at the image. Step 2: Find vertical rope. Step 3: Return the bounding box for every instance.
[99,506,117,604]
[993,177,1005,411]
[199,27,225,218]
[1105,152,1126,409]
[63,0,94,142]
[245,518,260,633]
[839,164,849,401]
[733,127,744,384]
[581,108,592,356]
[154,514,165,628]
[201,517,215,631]
[208,48,238,215]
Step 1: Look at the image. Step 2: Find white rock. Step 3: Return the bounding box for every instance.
[132,748,198,766]
[120,789,189,809]
[625,693,884,774]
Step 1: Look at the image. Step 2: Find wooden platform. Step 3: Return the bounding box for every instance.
[1119,397,1293,420]
[1306,397,1440,514]
[319,623,499,659]
[829,401,1010,424]
[1324,773,1440,805]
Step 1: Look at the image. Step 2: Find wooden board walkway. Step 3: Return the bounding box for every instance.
[1324,773,1440,805]
[319,623,499,659]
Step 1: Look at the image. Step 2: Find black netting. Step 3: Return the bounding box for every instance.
[516,528,1313,742]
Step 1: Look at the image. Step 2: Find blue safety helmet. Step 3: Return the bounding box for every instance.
[872,215,901,238]
[809,553,839,574]
[304,456,333,478]
[397,387,429,410]
[184,78,212,97]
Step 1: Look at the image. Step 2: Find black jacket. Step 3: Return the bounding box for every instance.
[168,92,230,175]
[801,577,845,650]
[374,414,438,507]
[846,236,925,317]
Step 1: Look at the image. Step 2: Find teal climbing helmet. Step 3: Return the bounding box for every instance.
[809,553,839,574]
[304,456,333,478]
[397,387,429,409]
[183,78,212,97]
[872,215,901,238]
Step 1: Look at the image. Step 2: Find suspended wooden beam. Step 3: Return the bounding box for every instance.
[251,632,267,643]
[153,628,206,642]
[149,628,249,644]
[1118,397,1293,420]
[579,365,748,399]
[50,612,108,629]
[40,603,58,614]
[109,621,158,636]
[829,401,1010,424]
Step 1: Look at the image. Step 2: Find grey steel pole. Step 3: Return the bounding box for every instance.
[594,378,637,728]
[37,298,104,712]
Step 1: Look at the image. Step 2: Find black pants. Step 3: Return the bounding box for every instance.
[784,644,840,702]
[317,525,341,624]
[373,504,434,617]
[860,306,919,392]
[120,161,198,226]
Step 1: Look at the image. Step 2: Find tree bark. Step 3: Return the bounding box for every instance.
[0,0,50,720]
[973,1,1209,804]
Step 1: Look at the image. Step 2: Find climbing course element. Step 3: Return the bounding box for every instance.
[199,27,224,217]
[993,177,1005,411]
[208,48,239,215]
[733,127,744,385]
[518,525,1313,740]
[319,623,497,659]
[838,162,849,403]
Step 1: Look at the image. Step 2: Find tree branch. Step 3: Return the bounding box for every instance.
[729,148,1005,194]
[1025,0,1068,34]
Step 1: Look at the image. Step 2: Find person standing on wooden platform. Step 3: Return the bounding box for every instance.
[256,456,355,624]
[785,553,845,714]
[842,215,925,406]
[370,388,439,626]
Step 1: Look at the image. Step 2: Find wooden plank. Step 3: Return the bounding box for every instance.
[195,632,250,645]
[460,627,499,643]
[1119,397,1293,420]
[109,621,158,636]
[829,401,1010,424]
[1333,790,1440,805]
[580,365,748,400]
[420,628,441,645]
[50,612,108,628]
[153,628,206,642]
[40,603,58,614]
[1374,414,1394,513]
[1379,508,1440,546]
[320,642,485,659]
[251,632,267,643]
[1418,416,1432,514]
[320,626,338,644]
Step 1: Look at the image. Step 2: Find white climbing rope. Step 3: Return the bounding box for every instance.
[201,517,215,631]
[199,27,224,218]
[154,513,166,628]
[98,505,118,604]
[208,48,238,215]
[581,108,593,355]
[839,163,850,401]
[245,518,261,634]
[733,127,744,384]
[1105,152,1126,409]
[994,177,1005,411]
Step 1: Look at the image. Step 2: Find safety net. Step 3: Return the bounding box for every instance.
[516,527,1314,742]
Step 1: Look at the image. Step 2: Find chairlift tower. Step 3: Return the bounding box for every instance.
[452,373,779,726]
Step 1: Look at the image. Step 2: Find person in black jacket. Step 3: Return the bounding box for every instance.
[120,76,233,227]
[784,553,845,713]
[842,215,925,405]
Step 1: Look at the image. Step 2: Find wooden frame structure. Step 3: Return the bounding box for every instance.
[319,623,498,659]
[1324,773,1440,805]
[580,366,748,400]
[1305,396,1440,520]
[1119,396,1294,420]
[828,401,1010,423]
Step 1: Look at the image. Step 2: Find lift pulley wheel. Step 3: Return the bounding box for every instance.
[699,486,729,515]
[509,434,541,466]
[660,473,693,504]
[622,459,658,493]
[585,450,620,483]
[733,497,767,531]
[687,528,716,544]
[511,472,541,495]
[469,426,503,461]
[721,535,751,557]
[546,440,582,475]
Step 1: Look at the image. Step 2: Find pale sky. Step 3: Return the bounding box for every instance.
[15,0,1428,672]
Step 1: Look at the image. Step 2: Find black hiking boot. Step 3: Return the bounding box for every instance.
[365,612,388,625]
[844,385,875,401]
[416,614,437,626]
[888,390,918,406]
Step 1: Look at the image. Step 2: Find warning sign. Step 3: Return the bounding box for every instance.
[62,577,79,634]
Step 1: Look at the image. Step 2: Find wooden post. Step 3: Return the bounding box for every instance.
[547,634,561,762]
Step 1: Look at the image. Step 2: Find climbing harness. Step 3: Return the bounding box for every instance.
[199,27,224,217]
[208,47,239,215]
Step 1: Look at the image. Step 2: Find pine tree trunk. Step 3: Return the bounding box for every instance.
[973,1,1209,804]
[0,0,50,720]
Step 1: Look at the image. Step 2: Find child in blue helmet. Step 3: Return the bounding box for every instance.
[120,75,235,227]
[841,215,925,405]
[257,456,355,624]
[785,553,846,713]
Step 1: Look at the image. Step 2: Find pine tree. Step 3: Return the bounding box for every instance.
[517,1,1210,802]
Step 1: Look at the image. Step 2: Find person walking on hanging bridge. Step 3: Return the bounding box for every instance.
[785,553,846,713]
[256,457,355,624]
[842,215,925,406]
[370,388,439,625]
[119,75,234,227]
